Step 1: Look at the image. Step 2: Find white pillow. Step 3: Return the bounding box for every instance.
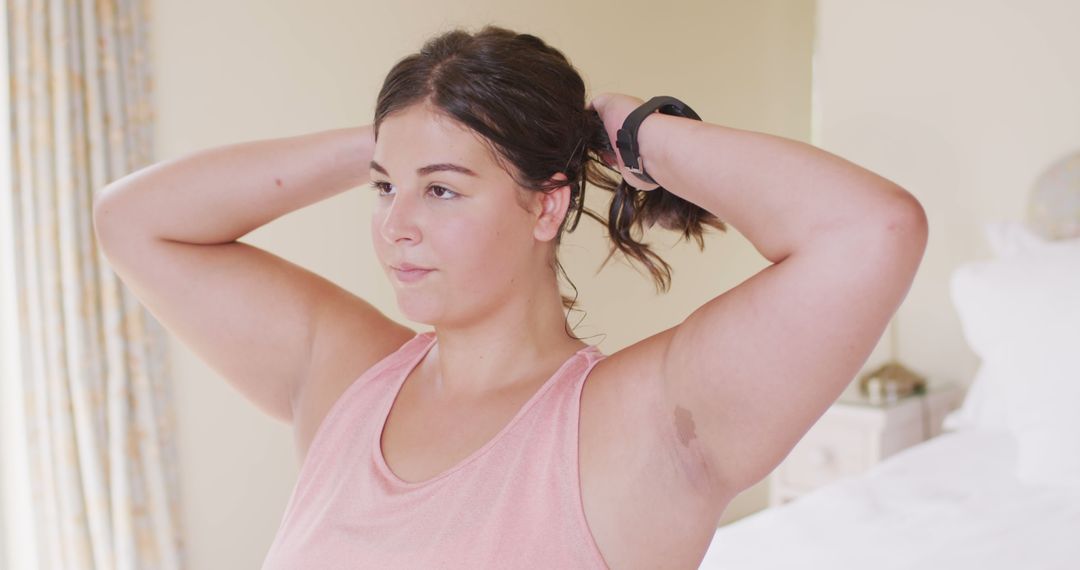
[992,247,1080,490]
[982,218,1050,257]
[940,362,1011,433]
[950,221,1080,490]
[945,221,1045,433]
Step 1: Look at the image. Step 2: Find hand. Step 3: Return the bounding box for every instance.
[587,92,662,191]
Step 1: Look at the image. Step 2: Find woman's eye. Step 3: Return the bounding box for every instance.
[368,181,457,200]
[429,185,457,199]
[369,181,393,196]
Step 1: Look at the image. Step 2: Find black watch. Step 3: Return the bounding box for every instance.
[616,96,701,186]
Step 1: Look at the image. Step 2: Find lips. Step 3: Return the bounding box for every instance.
[392,262,434,271]
[392,264,434,284]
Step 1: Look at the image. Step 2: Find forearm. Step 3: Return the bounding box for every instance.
[94,125,374,244]
[636,115,922,263]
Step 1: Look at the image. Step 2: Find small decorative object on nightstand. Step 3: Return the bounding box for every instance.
[768,378,963,507]
[857,360,927,404]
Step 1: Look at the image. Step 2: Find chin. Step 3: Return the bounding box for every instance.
[394,296,443,326]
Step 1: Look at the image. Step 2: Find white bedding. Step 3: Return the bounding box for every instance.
[698,428,1080,569]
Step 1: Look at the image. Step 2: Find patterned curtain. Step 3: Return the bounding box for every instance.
[2,0,184,568]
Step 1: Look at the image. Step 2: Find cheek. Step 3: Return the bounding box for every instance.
[369,215,387,265]
[441,217,524,277]
[369,205,528,280]
[435,217,496,267]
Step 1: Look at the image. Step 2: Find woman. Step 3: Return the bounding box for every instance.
[94,25,927,569]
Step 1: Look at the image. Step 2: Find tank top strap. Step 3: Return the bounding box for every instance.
[524,343,610,567]
[294,330,436,487]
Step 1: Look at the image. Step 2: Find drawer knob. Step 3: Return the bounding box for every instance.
[808,447,834,467]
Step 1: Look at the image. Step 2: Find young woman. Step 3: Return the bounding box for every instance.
[94,25,927,570]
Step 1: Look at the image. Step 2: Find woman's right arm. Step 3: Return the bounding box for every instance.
[92,126,415,432]
[94,126,374,243]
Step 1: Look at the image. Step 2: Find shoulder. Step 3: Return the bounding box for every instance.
[292,321,420,461]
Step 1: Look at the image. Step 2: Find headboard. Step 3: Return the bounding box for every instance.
[1027,150,1080,240]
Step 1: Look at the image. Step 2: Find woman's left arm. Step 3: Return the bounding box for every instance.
[591,92,925,263]
[590,93,928,496]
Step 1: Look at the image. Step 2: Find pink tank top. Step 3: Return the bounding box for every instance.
[261,330,611,569]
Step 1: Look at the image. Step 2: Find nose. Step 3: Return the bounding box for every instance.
[377,190,422,244]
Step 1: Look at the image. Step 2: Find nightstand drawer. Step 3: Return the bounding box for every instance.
[769,382,963,507]
[776,426,868,490]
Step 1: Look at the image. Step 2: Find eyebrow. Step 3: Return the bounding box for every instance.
[369,160,479,178]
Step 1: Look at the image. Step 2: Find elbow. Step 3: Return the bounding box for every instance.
[92,186,116,218]
[884,190,929,246]
[840,185,928,242]
[92,187,130,246]
[91,192,110,224]
[874,191,929,271]
[91,192,110,238]
[92,184,121,221]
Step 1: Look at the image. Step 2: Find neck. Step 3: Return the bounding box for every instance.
[425,276,588,398]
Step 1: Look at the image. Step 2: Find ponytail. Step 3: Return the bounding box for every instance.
[556,108,729,296]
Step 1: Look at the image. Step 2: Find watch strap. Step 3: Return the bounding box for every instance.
[615,96,701,186]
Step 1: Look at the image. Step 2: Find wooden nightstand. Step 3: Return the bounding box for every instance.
[768,381,963,507]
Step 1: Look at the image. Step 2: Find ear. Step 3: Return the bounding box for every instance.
[532,172,573,242]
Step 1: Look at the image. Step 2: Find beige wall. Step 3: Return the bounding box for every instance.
[815,0,1080,401]
[150,0,815,566]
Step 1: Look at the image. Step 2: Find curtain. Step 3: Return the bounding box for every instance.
[2,0,184,568]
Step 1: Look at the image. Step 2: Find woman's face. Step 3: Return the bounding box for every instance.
[369,102,565,326]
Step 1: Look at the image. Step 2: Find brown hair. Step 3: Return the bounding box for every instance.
[373,24,727,339]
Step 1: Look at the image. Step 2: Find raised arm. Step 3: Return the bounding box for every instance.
[94,127,372,244]
[93,126,414,430]
[591,93,928,494]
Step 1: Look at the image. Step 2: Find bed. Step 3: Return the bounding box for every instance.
[699,427,1080,569]
[697,218,1080,569]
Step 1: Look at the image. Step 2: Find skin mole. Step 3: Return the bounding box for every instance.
[274,177,283,187]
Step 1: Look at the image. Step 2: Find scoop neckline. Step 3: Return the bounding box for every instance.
[372,331,600,488]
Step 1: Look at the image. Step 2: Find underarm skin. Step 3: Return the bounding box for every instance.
[674,405,698,448]
[669,403,716,495]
